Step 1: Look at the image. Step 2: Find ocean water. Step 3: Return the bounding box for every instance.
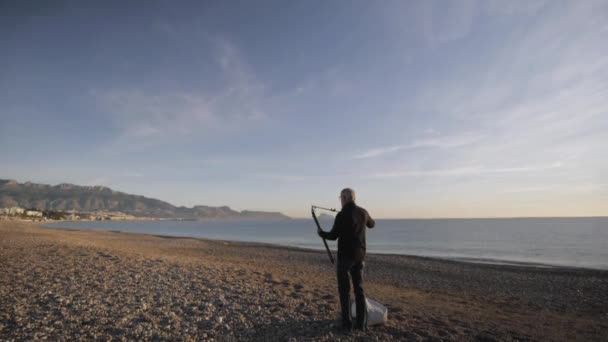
[45,217,608,270]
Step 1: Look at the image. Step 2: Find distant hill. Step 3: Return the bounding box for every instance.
[0,179,290,220]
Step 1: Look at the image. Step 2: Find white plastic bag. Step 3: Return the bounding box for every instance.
[350,297,388,326]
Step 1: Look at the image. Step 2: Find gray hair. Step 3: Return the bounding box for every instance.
[340,188,356,202]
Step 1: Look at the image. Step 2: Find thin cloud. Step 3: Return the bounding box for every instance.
[399,0,608,189]
[94,36,271,148]
[353,133,484,159]
[99,90,216,131]
[423,0,478,45]
[500,183,606,194]
[251,173,307,182]
[367,162,563,179]
[290,65,356,98]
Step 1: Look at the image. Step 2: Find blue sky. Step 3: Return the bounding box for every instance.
[1,0,607,218]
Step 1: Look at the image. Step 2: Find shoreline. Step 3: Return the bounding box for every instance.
[42,222,608,272]
[2,221,607,341]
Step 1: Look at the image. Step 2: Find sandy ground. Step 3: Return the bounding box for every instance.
[1,221,607,341]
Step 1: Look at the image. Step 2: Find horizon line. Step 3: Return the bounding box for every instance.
[291,215,608,220]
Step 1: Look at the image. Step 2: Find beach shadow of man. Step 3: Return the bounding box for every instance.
[247,318,337,340]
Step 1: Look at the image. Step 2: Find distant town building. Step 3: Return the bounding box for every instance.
[66,214,80,221]
[0,206,142,221]
[25,210,43,217]
[1,207,26,215]
[9,207,25,215]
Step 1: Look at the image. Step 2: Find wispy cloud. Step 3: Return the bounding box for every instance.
[251,173,307,182]
[397,0,608,187]
[353,132,484,159]
[94,36,271,149]
[420,0,478,46]
[500,183,607,194]
[383,0,549,50]
[290,65,357,98]
[367,162,563,179]
[96,89,217,137]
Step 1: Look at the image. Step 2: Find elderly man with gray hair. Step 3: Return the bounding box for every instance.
[318,188,375,332]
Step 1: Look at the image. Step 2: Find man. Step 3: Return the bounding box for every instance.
[318,188,375,331]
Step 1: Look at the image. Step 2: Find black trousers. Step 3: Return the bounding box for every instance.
[337,257,367,328]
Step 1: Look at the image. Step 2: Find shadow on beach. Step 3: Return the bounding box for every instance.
[247,318,417,341]
[244,316,503,341]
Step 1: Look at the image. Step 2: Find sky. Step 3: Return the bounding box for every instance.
[1,0,607,218]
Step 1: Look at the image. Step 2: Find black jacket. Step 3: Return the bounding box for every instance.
[319,202,375,262]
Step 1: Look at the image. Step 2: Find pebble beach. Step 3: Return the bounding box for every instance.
[1,221,607,341]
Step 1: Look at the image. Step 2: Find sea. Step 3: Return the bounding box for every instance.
[45,217,608,270]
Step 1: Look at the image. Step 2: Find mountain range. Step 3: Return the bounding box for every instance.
[0,179,290,220]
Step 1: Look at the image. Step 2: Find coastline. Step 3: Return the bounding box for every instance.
[1,221,607,341]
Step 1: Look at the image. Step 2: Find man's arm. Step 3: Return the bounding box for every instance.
[366,210,375,228]
[319,212,341,240]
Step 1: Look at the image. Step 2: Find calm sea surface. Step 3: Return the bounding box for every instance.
[45,217,608,269]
